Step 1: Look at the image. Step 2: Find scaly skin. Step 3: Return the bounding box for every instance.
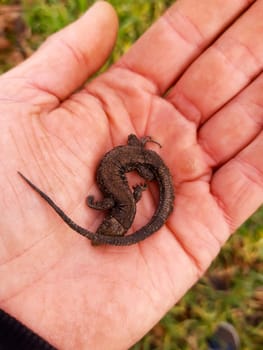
[18,134,174,246]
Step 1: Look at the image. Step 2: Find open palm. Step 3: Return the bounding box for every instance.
[0,1,262,349]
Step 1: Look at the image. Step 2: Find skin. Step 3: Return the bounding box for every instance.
[19,134,175,246]
[0,0,262,349]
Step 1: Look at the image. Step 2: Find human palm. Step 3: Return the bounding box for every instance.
[0,1,262,349]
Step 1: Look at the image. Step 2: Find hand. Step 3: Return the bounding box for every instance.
[0,1,262,349]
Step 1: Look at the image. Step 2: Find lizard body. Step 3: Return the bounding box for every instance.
[18,134,174,246]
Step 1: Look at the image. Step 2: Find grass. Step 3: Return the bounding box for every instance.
[1,1,262,349]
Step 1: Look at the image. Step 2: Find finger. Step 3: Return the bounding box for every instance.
[116,0,254,94]
[211,132,263,233]
[4,1,118,102]
[167,0,263,124]
[199,71,263,166]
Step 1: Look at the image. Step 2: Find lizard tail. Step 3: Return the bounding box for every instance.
[18,172,96,241]
[18,171,174,246]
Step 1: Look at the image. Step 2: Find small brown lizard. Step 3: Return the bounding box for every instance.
[18,134,174,246]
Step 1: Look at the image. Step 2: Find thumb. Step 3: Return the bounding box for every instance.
[4,1,118,102]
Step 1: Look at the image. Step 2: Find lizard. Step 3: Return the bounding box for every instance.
[18,134,174,246]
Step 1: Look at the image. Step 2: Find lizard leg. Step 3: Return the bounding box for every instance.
[140,136,161,148]
[86,196,115,210]
[136,164,155,181]
[132,183,147,202]
[127,134,161,148]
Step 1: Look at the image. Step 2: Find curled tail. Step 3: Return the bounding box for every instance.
[18,172,173,246]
